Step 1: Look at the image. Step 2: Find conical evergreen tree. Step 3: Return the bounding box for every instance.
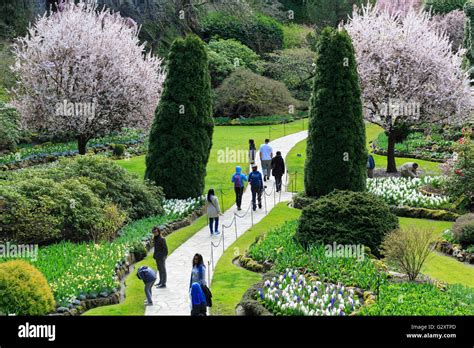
[145,35,214,199]
[304,27,367,197]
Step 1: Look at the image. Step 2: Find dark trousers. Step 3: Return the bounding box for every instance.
[155,256,167,286]
[251,186,262,210]
[234,186,244,208]
[274,175,282,192]
[209,217,219,234]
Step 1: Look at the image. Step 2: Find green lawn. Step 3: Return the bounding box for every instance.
[83,215,208,316]
[210,203,301,315]
[117,120,307,211]
[286,123,442,191]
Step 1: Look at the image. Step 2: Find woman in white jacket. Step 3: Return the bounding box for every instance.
[206,189,221,235]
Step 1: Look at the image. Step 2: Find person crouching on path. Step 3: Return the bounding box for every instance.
[206,189,221,235]
[152,226,168,288]
[232,166,248,211]
[271,151,285,192]
[190,282,207,316]
[248,164,264,211]
[136,266,157,306]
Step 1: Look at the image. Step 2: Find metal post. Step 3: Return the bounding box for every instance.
[283,121,286,136]
[264,189,268,215]
[269,126,271,140]
[273,182,276,206]
[250,200,254,226]
[219,189,224,212]
[210,244,214,270]
[295,172,298,194]
[234,215,238,239]
[207,261,211,288]
[222,227,225,254]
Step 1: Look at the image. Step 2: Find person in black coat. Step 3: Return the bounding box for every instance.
[271,151,285,192]
[153,226,168,288]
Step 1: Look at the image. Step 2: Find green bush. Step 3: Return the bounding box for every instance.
[0,176,126,244]
[208,38,263,73]
[112,143,125,157]
[207,49,235,88]
[214,69,301,118]
[425,0,468,14]
[452,213,474,247]
[305,28,367,197]
[263,48,316,100]
[248,220,385,291]
[199,12,284,55]
[146,35,214,199]
[0,102,20,152]
[359,282,474,316]
[282,24,313,49]
[296,191,399,256]
[0,260,55,315]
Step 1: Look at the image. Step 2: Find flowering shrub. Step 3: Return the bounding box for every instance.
[258,269,361,316]
[367,176,451,209]
[163,197,204,220]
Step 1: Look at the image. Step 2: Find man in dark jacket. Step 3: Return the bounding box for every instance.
[153,226,168,288]
[248,164,264,211]
[271,151,285,192]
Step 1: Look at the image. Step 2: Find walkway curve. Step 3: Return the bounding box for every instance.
[145,130,308,315]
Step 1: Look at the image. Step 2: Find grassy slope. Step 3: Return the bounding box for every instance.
[211,203,301,315]
[83,216,207,315]
[117,119,307,211]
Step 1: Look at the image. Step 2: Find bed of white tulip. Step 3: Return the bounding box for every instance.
[367,176,450,209]
[163,196,205,219]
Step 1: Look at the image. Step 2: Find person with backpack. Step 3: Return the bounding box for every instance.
[136,266,157,306]
[152,226,168,288]
[271,151,285,192]
[190,282,207,316]
[367,154,376,179]
[248,163,264,211]
[189,253,212,310]
[206,189,221,235]
[231,166,248,211]
[249,139,256,165]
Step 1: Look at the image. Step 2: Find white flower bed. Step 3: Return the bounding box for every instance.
[258,269,361,316]
[367,176,450,209]
[163,196,204,219]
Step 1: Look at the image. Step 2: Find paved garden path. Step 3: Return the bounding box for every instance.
[145,130,308,316]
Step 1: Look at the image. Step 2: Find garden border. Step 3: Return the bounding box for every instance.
[48,208,204,316]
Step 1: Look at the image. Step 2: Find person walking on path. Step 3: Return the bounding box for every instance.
[367,154,376,179]
[248,164,264,211]
[189,253,207,288]
[206,189,221,235]
[231,166,248,211]
[271,151,285,192]
[400,162,419,178]
[152,226,168,288]
[190,282,207,316]
[259,139,273,181]
[136,266,157,306]
[249,139,256,164]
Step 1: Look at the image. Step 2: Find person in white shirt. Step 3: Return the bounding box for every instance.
[400,162,419,178]
[259,139,273,181]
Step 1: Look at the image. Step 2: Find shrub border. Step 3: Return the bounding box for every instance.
[48,208,204,316]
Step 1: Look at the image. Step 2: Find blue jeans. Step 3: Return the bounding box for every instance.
[145,281,154,304]
[209,217,219,234]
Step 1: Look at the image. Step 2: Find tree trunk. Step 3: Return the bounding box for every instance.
[78,136,88,155]
[386,130,398,173]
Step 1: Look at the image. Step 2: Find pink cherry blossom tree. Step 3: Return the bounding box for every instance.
[11,0,165,154]
[345,4,471,172]
[375,0,423,16]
